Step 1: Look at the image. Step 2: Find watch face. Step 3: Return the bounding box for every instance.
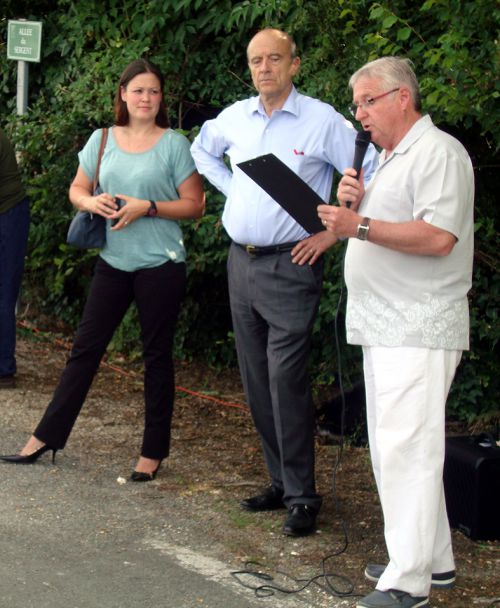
[357,224,369,240]
[147,201,158,216]
[357,217,370,240]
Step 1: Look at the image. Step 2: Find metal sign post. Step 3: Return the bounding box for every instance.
[7,20,43,116]
[16,61,29,116]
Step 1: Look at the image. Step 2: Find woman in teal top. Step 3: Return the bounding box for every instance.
[0,59,205,480]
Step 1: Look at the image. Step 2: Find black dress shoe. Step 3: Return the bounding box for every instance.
[283,504,317,536]
[240,485,285,511]
[0,444,57,464]
[130,460,161,482]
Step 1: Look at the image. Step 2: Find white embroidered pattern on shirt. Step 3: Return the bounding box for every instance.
[347,292,469,349]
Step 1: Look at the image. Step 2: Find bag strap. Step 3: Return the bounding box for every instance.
[92,128,109,191]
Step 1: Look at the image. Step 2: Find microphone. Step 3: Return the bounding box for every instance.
[347,130,371,208]
[352,130,371,178]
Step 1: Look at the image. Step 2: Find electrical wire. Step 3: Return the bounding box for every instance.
[16,319,248,412]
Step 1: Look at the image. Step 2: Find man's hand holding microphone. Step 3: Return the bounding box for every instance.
[318,130,372,239]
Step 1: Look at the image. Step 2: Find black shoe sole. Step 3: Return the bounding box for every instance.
[240,502,286,512]
[283,524,316,537]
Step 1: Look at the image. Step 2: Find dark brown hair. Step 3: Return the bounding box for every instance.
[113,58,169,128]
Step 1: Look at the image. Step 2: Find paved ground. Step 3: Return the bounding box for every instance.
[1,334,498,608]
[0,429,317,608]
[0,334,357,608]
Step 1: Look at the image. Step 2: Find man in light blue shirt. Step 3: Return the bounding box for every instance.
[191,28,378,537]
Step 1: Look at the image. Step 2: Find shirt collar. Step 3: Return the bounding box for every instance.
[380,114,433,163]
[394,114,434,154]
[249,85,300,117]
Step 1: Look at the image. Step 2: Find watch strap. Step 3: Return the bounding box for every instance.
[146,200,158,217]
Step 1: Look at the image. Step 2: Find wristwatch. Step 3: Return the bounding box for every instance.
[146,200,158,217]
[356,217,370,241]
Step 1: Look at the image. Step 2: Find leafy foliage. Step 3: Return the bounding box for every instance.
[1,0,498,422]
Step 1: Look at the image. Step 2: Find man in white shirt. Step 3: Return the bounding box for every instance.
[191,28,378,537]
[318,57,474,608]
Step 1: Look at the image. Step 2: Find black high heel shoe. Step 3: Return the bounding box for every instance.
[130,460,162,482]
[0,444,58,464]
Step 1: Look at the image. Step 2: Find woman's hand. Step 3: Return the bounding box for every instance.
[69,165,118,219]
[109,195,149,230]
[82,192,118,218]
[110,171,206,230]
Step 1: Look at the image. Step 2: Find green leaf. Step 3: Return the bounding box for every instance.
[370,5,386,20]
[382,15,398,29]
[397,26,412,41]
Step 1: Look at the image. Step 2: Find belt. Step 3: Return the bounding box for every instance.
[234,241,300,257]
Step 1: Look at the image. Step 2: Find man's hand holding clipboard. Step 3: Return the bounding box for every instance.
[237,154,340,266]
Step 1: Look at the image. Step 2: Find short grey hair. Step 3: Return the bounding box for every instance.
[349,57,422,112]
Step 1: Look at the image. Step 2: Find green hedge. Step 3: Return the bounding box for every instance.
[1,0,498,423]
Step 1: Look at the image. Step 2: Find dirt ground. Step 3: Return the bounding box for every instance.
[4,327,500,607]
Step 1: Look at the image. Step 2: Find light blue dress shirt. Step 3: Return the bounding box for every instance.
[191,86,378,246]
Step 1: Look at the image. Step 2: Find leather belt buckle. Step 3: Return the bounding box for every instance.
[245,244,257,257]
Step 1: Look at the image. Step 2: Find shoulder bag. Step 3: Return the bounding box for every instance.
[66,127,108,249]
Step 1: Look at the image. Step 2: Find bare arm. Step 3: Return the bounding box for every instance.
[318,164,457,256]
[361,217,456,256]
[157,171,205,220]
[68,165,118,218]
[110,171,205,230]
[317,204,456,256]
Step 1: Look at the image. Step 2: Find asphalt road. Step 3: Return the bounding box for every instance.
[0,427,324,608]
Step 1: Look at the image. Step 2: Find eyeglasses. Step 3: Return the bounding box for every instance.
[348,88,400,117]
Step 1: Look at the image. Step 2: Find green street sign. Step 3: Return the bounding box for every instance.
[7,20,43,63]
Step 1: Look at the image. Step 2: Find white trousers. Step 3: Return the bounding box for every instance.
[362,346,461,596]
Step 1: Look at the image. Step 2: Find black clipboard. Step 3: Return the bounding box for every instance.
[237,153,325,234]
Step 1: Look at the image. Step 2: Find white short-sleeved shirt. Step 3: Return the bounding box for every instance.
[345,115,474,350]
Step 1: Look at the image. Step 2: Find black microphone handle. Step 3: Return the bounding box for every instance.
[347,131,371,207]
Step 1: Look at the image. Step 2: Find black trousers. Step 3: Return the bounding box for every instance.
[34,257,186,459]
